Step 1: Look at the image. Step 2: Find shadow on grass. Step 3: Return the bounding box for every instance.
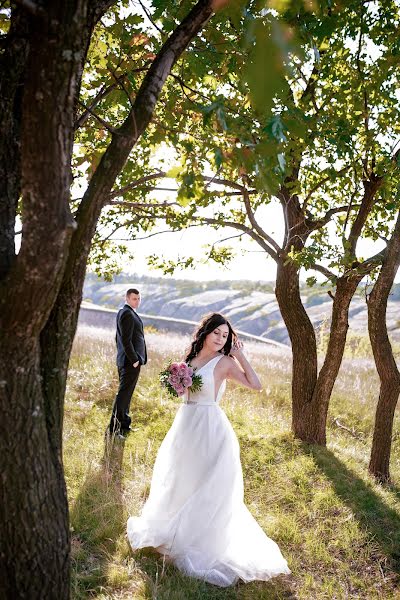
[301,443,400,580]
[132,548,295,600]
[70,436,152,599]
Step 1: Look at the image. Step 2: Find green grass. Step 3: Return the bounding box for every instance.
[65,326,400,599]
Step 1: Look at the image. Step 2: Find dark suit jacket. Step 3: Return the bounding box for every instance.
[116,304,147,367]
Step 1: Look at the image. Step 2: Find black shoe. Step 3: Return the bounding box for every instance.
[105,428,126,440]
[122,426,140,434]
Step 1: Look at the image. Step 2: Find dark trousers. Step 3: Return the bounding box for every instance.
[109,365,141,433]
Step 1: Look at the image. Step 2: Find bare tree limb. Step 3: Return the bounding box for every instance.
[110,171,259,200]
[317,203,362,227]
[110,172,167,198]
[110,200,180,209]
[242,189,281,253]
[138,0,165,36]
[347,176,382,256]
[310,263,336,281]
[194,215,279,262]
[355,248,387,276]
[75,67,150,130]
[76,100,117,134]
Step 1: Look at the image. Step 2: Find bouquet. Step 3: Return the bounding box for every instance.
[159,361,202,397]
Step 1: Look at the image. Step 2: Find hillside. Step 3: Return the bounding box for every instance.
[83,273,400,346]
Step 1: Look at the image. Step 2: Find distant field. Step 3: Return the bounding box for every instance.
[65,325,400,599]
[82,272,400,346]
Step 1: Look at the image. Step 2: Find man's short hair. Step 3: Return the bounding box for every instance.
[126,288,139,296]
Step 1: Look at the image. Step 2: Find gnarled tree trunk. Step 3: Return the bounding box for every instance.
[310,275,362,444]
[368,211,400,483]
[275,258,319,442]
[0,2,89,597]
[0,7,29,278]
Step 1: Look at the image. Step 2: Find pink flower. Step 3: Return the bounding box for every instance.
[179,363,187,372]
[183,376,192,387]
[187,367,193,376]
[169,363,179,375]
[175,385,185,395]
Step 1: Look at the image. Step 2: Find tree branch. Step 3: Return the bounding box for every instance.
[110,171,167,198]
[242,189,281,253]
[313,203,362,229]
[355,248,387,276]
[347,176,382,256]
[310,263,336,281]
[138,0,165,36]
[356,1,371,175]
[110,171,259,200]
[303,165,351,208]
[76,100,117,134]
[194,215,279,262]
[109,200,180,209]
[75,67,150,130]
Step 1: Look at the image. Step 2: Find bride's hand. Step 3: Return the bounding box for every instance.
[230,340,244,358]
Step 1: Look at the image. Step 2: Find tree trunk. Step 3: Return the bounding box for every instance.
[310,275,362,444]
[0,2,89,597]
[368,212,400,483]
[275,258,320,442]
[0,8,29,279]
[0,341,70,599]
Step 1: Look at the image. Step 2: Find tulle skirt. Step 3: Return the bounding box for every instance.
[127,404,290,586]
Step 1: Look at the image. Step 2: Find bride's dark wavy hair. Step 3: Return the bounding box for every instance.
[185,313,237,362]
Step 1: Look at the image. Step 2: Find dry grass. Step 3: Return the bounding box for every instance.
[65,325,400,599]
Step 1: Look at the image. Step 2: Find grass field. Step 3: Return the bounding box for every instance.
[65,325,400,599]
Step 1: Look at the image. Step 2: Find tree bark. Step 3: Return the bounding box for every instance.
[368,211,400,483]
[310,275,362,444]
[0,2,90,597]
[0,7,29,280]
[275,257,319,442]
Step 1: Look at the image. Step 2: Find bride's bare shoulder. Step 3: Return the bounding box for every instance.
[217,355,235,372]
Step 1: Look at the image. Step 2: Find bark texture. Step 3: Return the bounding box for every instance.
[275,176,381,445]
[368,211,400,482]
[0,2,89,597]
[309,275,362,444]
[276,257,319,442]
[0,8,29,280]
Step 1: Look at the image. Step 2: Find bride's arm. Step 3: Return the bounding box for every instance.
[222,342,262,391]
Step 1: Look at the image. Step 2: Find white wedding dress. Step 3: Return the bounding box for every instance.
[127,355,290,587]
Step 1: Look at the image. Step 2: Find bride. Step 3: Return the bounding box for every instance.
[127,313,290,587]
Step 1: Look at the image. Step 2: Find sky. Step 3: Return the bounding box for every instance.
[115,198,388,283]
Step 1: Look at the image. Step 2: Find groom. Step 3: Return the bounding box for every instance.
[109,288,147,437]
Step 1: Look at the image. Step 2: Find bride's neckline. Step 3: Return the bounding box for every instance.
[191,353,221,373]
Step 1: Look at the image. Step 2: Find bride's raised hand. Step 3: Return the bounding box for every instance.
[230,340,244,359]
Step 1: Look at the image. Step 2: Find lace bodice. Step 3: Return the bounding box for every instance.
[185,354,226,405]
